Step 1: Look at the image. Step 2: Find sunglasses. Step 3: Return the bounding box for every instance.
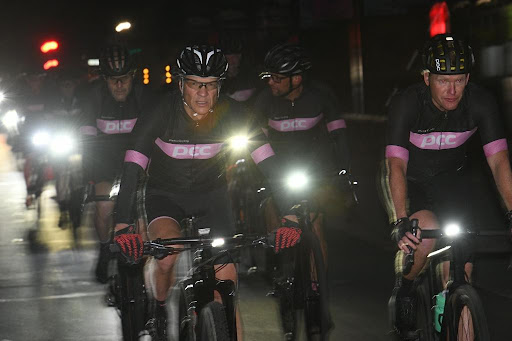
[106,74,133,85]
[184,78,220,90]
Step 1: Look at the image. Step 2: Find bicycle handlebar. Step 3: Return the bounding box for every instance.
[109,233,274,259]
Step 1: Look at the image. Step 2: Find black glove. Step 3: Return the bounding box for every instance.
[113,225,144,265]
[390,217,411,244]
[273,218,302,253]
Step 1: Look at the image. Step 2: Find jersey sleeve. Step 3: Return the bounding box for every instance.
[385,90,415,162]
[319,84,351,171]
[114,95,169,224]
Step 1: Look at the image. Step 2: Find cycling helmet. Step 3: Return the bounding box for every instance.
[260,43,312,78]
[99,44,134,77]
[422,34,474,75]
[176,45,228,78]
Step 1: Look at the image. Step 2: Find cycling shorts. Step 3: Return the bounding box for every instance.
[144,185,237,265]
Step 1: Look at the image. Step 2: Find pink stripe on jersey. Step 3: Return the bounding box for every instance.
[268,114,324,132]
[124,150,149,169]
[262,127,269,136]
[155,138,223,159]
[386,145,409,161]
[409,128,477,150]
[80,126,98,136]
[483,138,508,157]
[327,119,346,132]
[227,88,256,102]
[96,118,138,134]
[251,143,275,164]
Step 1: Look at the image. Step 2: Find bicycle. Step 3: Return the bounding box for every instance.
[111,228,273,341]
[264,169,354,341]
[389,219,510,341]
[82,180,151,341]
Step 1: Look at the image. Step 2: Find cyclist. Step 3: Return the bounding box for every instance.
[112,45,301,341]
[218,32,261,104]
[253,42,353,262]
[381,34,512,339]
[78,43,160,283]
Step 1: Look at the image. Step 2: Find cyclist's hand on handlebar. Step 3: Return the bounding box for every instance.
[113,224,143,265]
[390,217,420,254]
[273,218,302,253]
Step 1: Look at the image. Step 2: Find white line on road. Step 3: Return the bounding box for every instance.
[0,291,105,303]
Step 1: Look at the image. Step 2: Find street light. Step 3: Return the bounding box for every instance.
[115,21,132,32]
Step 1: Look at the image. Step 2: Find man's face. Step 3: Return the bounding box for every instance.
[225,54,242,78]
[106,73,133,102]
[265,73,291,97]
[424,72,470,112]
[181,75,220,116]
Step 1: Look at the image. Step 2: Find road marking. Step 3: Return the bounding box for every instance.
[0,291,104,303]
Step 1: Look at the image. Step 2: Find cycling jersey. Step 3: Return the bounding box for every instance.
[78,81,159,183]
[252,80,350,174]
[385,82,507,180]
[114,90,278,224]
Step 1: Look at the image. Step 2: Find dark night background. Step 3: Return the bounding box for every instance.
[1,0,512,121]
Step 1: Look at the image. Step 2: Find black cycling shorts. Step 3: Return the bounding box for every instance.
[144,185,237,265]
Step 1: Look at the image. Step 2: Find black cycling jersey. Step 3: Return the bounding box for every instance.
[114,90,279,224]
[252,80,350,175]
[385,82,507,180]
[78,81,159,183]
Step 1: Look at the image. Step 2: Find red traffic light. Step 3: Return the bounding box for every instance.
[40,41,59,53]
[43,59,59,70]
[429,2,450,37]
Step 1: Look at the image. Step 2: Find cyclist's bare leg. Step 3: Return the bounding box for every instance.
[403,209,439,281]
[146,217,182,301]
[94,182,114,242]
[215,263,242,341]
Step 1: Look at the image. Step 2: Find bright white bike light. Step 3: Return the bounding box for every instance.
[444,223,461,237]
[51,134,75,155]
[2,110,18,130]
[286,171,308,190]
[32,131,50,146]
[212,238,225,248]
[229,135,249,150]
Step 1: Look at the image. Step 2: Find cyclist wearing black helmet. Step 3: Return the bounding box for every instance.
[382,34,512,338]
[112,45,299,340]
[253,42,353,263]
[78,43,160,284]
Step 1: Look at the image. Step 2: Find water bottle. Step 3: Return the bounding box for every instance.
[434,290,447,333]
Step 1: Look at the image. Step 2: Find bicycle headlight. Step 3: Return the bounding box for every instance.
[286,171,308,191]
[212,238,225,248]
[229,135,249,150]
[444,223,461,237]
[50,134,75,155]
[2,110,19,130]
[32,131,50,146]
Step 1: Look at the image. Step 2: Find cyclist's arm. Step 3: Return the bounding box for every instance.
[384,91,414,222]
[474,86,512,210]
[322,88,351,172]
[487,150,512,210]
[113,97,168,231]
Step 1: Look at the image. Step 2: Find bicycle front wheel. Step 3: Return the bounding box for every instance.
[443,284,490,341]
[197,301,230,341]
[117,262,148,341]
[294,231,330,341]
[415,276,435,341]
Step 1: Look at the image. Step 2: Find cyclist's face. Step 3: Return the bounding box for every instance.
[424,72,469,112]
[265,73,290,96]
[106,74,133,102]
[181,75,219,116]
